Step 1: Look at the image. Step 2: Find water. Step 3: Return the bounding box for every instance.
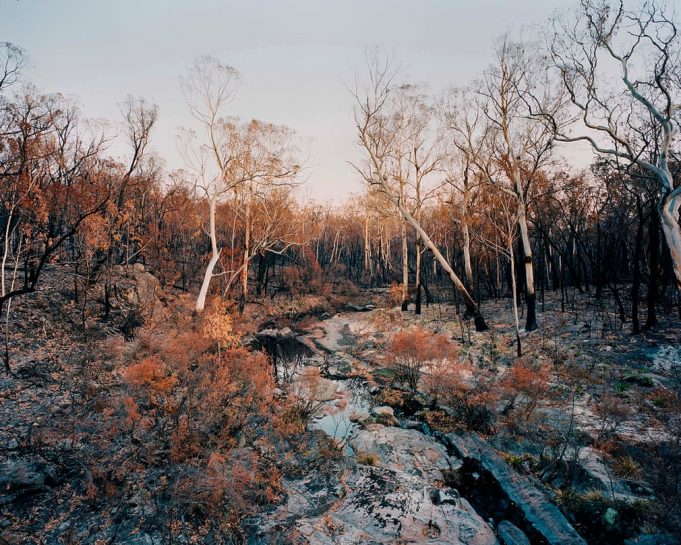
[310,377,373,456]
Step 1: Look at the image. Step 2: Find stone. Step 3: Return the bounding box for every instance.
[431,487,461,506]
[346,303,376,312]
[371,405,394,417]
[602,507,619,531]
[624,534,680,545]
[446,433,587,545]
[497,520,531,545]
[0,457,57,495]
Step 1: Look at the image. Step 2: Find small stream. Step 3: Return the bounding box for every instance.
[258,311,585,545]
[309,377,372,456]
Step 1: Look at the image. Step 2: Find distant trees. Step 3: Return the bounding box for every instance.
[0,0,678,345]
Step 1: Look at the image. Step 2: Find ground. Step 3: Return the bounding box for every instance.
[1,271,680,545]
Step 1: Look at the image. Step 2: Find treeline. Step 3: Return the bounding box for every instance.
[1,0,680,349]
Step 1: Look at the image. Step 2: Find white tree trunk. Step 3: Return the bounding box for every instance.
[241,186,252,301]
[401,221,409,309]
[196,193,221,313]
[390,194,486,328]
[660,192,681,291]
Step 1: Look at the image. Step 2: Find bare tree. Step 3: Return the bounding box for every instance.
[473,37,560,331]
[180,56,241,312]
[352,53,488,330]
[547,0,681,291]
[0,42,25,93]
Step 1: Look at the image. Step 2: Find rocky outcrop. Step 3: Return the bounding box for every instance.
[446,433,587,545]
[0,457,58,501]
[109,264,160,315]
[497,520,531,545]
[249,425,497,545]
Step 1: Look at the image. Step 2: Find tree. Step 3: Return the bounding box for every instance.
[547,0,681,291]
[469,36,560,331]
[180,56,241,312]
[352,52,489,330]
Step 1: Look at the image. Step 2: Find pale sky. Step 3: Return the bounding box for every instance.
[2,0,576,203]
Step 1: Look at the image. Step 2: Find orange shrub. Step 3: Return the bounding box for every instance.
[388,327,457,392]
[501,357,552,421]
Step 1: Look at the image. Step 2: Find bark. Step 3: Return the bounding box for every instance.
[195,193,220,313]
[401,221,409,311]
[660,191,681,292]
[632,197,644,333]
[646,210,661,328]
[517,197,537,331]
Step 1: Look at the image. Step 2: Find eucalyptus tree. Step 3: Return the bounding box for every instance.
[352,53,488,330]
[442,39,561,331]
[180,55,241,312]
[546,0,681,292]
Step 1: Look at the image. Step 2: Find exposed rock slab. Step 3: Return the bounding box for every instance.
[446,433,587,545]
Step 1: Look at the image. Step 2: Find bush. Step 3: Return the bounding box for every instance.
[387,327,457,393]
[501,357,551,422]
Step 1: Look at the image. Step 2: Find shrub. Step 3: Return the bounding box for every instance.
[387,327,457,393]
[356,451,379,466]
[612,456,642,480]
[595,394,633,440]
[501,357,551,421]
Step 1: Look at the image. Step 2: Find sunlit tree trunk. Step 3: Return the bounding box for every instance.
[401,221,409,311]
[196,193,221,312]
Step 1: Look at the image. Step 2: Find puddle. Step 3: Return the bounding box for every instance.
[310,377,372,456]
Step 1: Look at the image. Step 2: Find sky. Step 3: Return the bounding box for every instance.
[1,0,577,203]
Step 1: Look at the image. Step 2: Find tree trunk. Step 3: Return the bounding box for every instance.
[517,199,537,331]
[647,209,661,328]
[632,197,644,333]
[392,195,488,330]
[415,245,422,315]
[401,222,409,311]
[196,194,220,313]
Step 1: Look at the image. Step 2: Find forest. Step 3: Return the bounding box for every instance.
[1,1,680,544]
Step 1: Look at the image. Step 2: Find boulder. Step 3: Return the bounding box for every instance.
[624,534,680,545]
[371,405,395,418]
[431,487,461,506]
[0,457,57,498]
[497,520,531,545]
[346,303,376,312]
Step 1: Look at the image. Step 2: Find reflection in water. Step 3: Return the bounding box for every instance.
[311,377,373,456]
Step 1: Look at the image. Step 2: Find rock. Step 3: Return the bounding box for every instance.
[399,419,422,430]
[602,507,619,532]
[623,373,654,387]
[256,327,296,340]
[110,265,160,315]
[0,457,57,496]
[346,303,376,312]
[624,534,680,545]
[371,406,394,417]
[446,433,587,545]
[497,520,531,545]
[254,425,497,544]
[369,385,380,395]
[431,487,461,506]
[577,447,639,503]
